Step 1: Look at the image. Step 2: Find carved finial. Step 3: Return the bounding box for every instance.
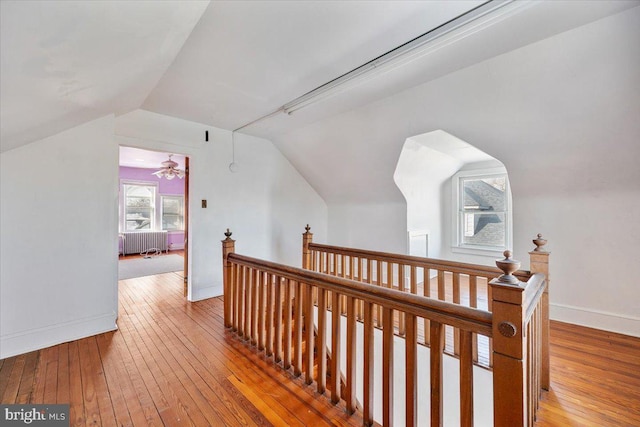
[495,250,521,284]
[305,224,311,233]
[224,228,232,239]
[533,233,547,252]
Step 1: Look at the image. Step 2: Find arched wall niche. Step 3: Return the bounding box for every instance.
[393,129,509,264]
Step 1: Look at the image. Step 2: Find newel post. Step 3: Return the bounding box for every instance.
[490,250,527,427]
[222,229,235,328]
[302,224,313,270]
[530,234,550,390]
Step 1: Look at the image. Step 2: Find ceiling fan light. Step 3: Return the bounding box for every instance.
[152,154,185,180]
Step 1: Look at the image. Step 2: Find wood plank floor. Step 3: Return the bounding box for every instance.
[1,271,639,426]
[1,272,365,427]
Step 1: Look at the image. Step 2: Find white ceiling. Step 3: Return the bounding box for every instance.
[2,0,639,205]
[3,0,637,154]
[142,0,484,131]
[119,146,186,170]
[0,0,208,152]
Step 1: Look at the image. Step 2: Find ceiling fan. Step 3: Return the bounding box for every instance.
[152,154,185,180]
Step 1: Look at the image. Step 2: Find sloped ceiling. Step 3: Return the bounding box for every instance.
[0,0,208,152]
[2,1,639,206]
[142,0,484,131]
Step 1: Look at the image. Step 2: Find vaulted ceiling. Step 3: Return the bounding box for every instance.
[3,1,636,151]
[2,1,639,204]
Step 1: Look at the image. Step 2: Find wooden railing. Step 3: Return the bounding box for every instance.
[222,228,550,426]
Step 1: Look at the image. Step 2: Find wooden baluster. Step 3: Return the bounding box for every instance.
[430,321,445,427]
[460,329,474,427]
[528,313,535,426]
[399,264,406,336]
[304,283,314,385]
[356,258,363,320]
[382,306,394,426]
[491,251,526,427]
[530,234,550,391]
[437,270,445,300]
[236,266,244,336]
[251,268,258,345]
[331,291,341,404]
[406,312,418,427]
[453,272,461,355]
[283,278,292,369]
[244,267,252,341]
[274,276,283,363]
[231,263,238,332]
[376,260,383,327]
[340,255,347,314]
[345,296,357,414]
[363,300,374,426]
[265,273,274,357]
[321,251,326,274]
[222,229,235,328]
[293,280,302,377]
[410,265,417,294]
[331,253,336,276]
[469,275,478,363]
[424,267,431,346]
[487,280,494,368]
[317,287,327,394]
[258,271,265,351]
[409,265,418,343]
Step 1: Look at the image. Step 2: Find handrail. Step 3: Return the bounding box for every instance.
[308,242,532,281]
[229,252,493,336]
[223,228,551,427]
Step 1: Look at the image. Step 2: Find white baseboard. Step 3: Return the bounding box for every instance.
[550,303,640,337]
[190,283,223,302]
[0,312,118,359]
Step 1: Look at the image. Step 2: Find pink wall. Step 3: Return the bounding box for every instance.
[119,166,185,250]
[119,166,185,195]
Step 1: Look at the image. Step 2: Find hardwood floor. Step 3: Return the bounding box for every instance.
[534,322,640,426]
[0,272,364,426]
[1,271,639,426]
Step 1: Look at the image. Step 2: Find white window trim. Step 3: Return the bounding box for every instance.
[161,194,185,232]
[451,167,512,257]
[120,180,160,232]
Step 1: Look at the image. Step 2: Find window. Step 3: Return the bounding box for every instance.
[123,183,157,231]
[162,195,184,231]
[453,168,511,253]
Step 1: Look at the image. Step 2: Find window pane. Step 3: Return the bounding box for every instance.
[123,184,155,231]
[462,176,506,212]
[462,212,506,247]
[162,196,184,231]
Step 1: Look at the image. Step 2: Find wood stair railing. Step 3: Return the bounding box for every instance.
[222,228,550,426]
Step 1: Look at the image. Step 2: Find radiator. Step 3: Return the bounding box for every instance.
[122,231,168,255]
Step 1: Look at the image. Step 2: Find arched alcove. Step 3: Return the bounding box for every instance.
[393,130,510,263]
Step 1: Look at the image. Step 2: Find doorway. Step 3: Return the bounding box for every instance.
[118,146,189,296]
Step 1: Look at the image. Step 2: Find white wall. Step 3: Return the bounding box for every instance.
[1,116,119,358]
[394,138,463,260]
[116,110,328,301]
[272,8,640,336]
[328,202,406,254]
